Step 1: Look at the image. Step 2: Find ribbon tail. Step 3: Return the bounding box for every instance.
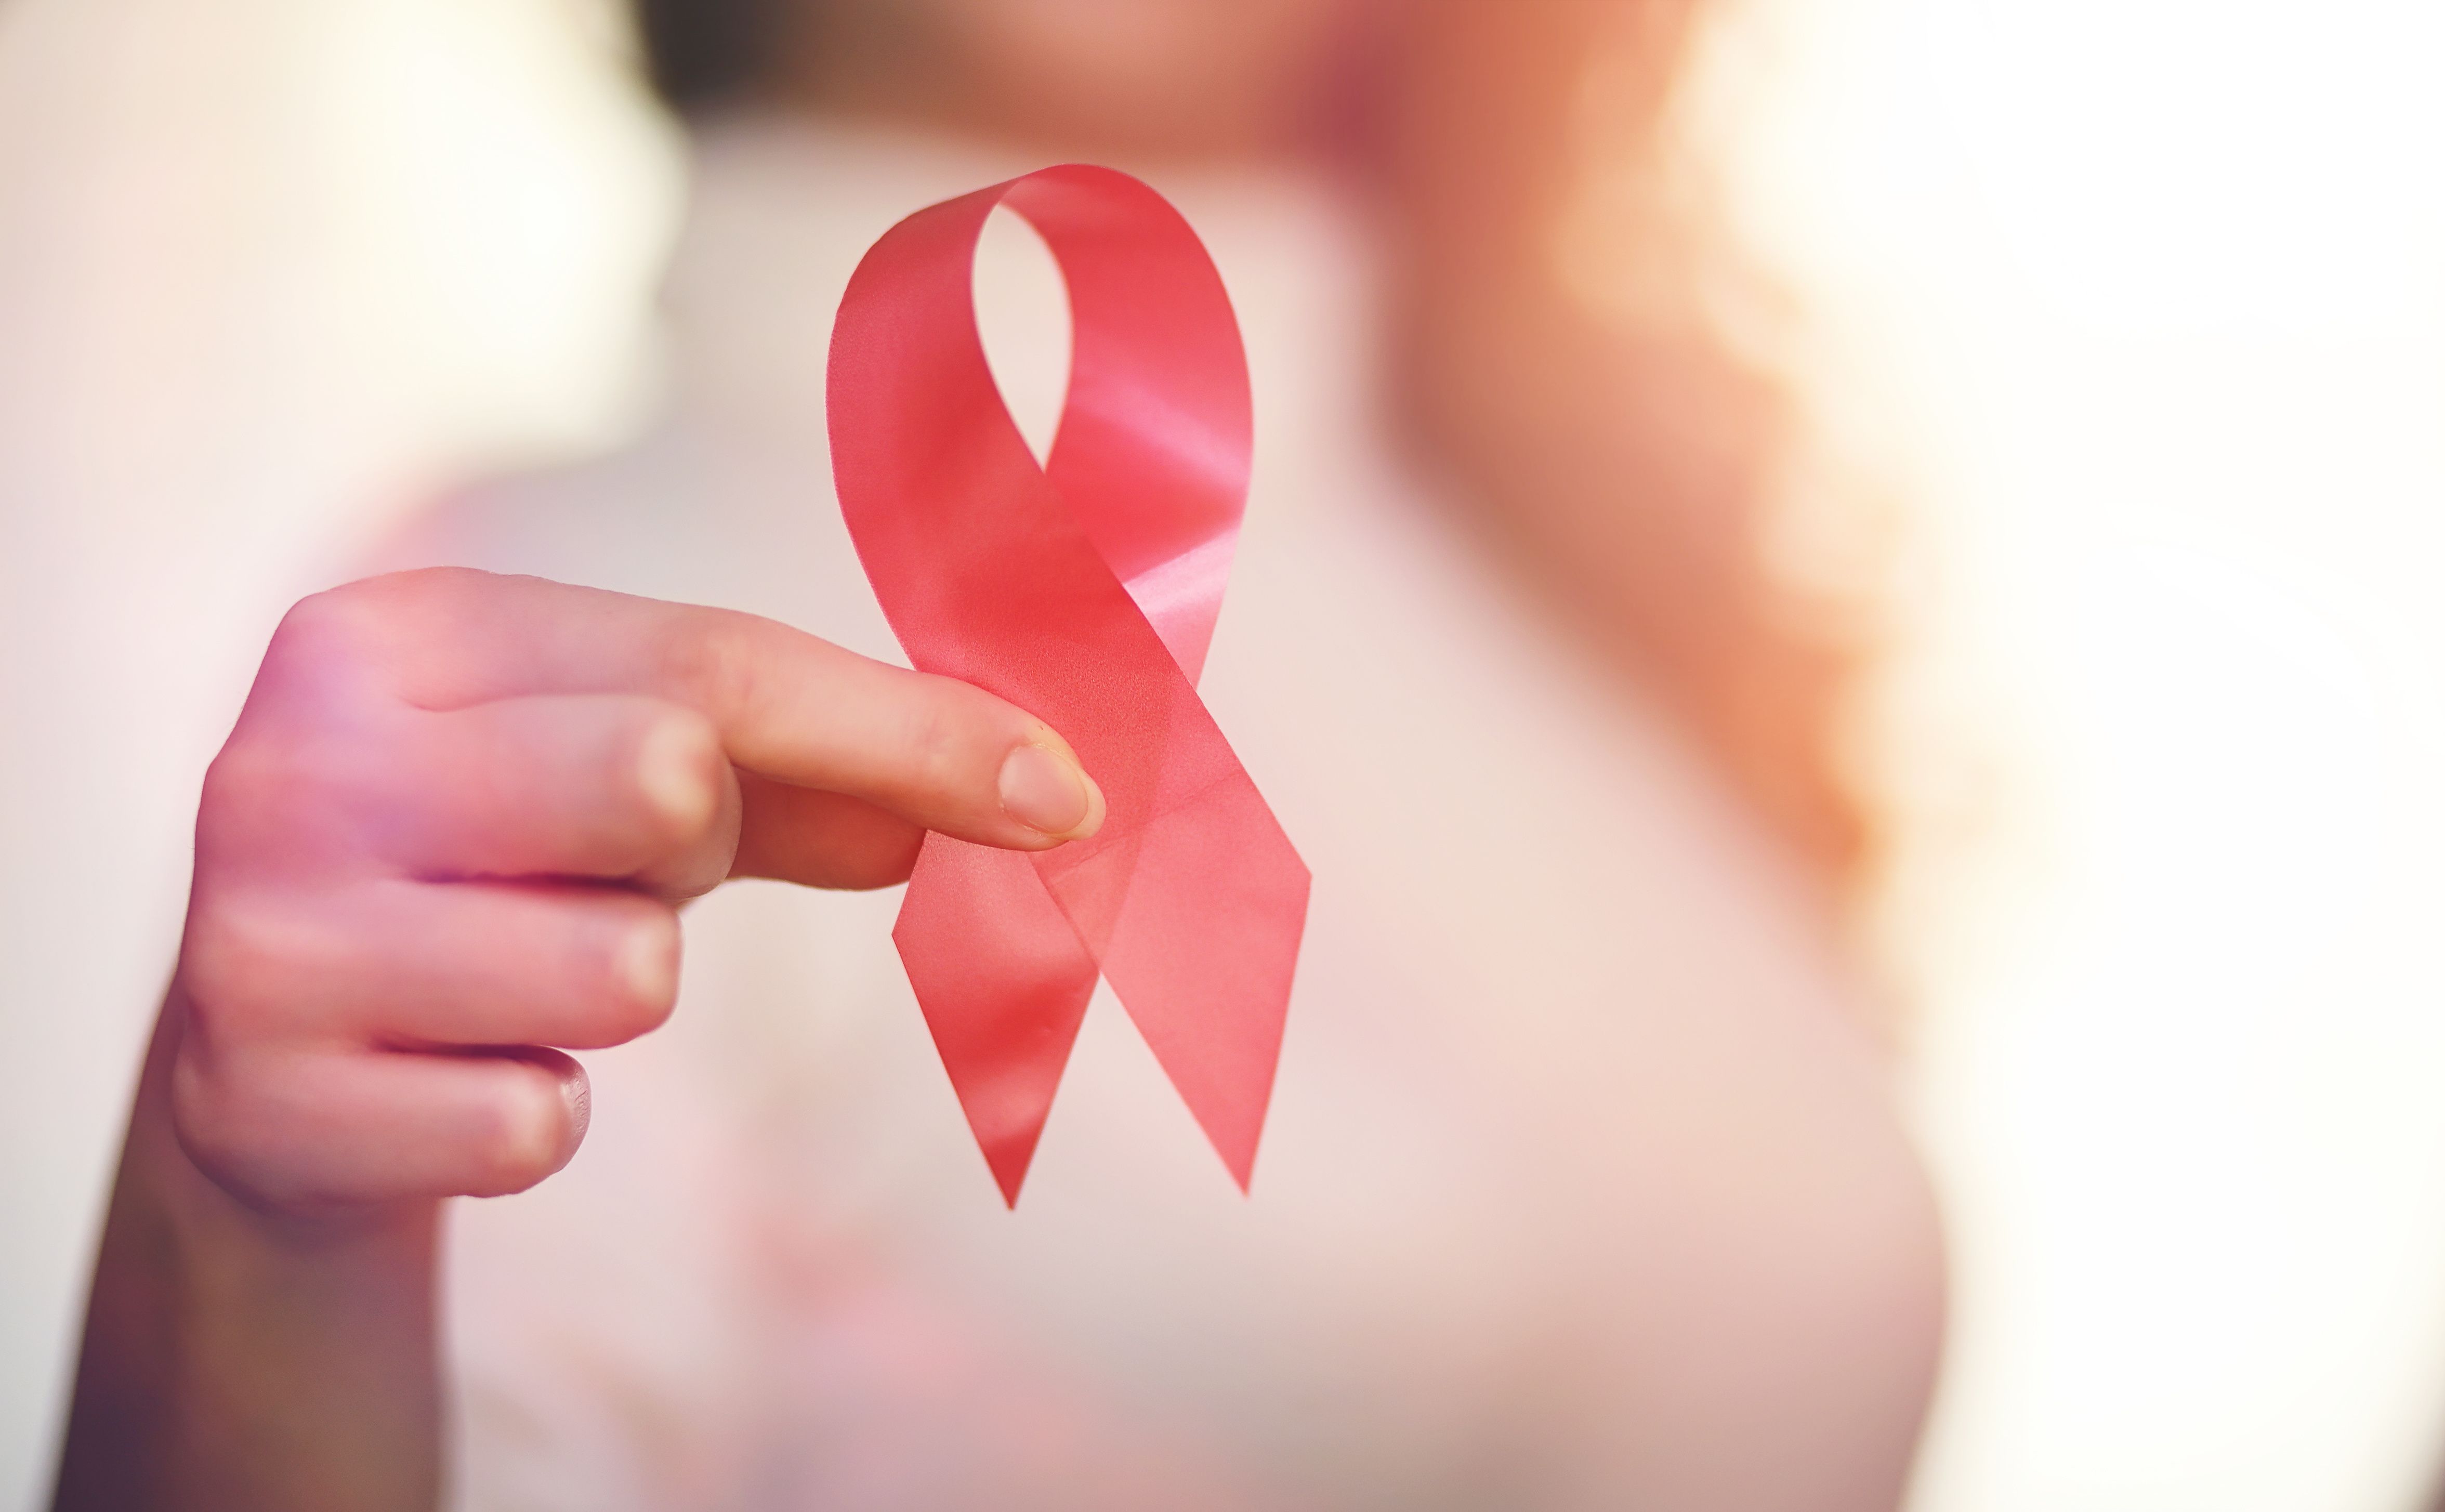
[895,833,1101,1204]
[1035,736,1309,1191]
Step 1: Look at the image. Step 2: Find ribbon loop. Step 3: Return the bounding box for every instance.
[828,166,1310,1203]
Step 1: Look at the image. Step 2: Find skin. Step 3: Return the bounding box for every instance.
[54,569,1102,1510]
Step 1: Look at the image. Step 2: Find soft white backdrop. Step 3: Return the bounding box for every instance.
[3,2,2444,1510]
[1705,3,2445,1507]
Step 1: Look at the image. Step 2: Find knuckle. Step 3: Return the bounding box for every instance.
[196,737,304,839]
[263,567,490,684]
[178,892,303,1036]
[166,1044,271,1201]
[196,718,383,869]
[660,607,763,748]
[901,681,975,802]
[654,608,748,711]
[193,745,263,851]
[265,582,384,674]
[662,610,799,753]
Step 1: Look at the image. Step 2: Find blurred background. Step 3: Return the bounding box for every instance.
[4,0,2445,1509]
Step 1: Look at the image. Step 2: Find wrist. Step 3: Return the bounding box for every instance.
[57,995,445,1512]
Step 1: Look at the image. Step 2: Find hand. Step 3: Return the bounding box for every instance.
[170,566,1104,1214]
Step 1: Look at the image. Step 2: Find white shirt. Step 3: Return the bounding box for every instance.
[391,119,1942,1512]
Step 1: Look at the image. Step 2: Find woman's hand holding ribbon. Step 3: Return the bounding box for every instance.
[54,564,1103,1512]
[174,565,1104,1211]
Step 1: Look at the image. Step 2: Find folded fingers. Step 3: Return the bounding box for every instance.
[358,694,740,894]
[183,877,682,1054]
[173,1030,588,1207]
[175,875,676,1206]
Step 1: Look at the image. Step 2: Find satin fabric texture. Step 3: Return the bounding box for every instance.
[827,166,1310,1202]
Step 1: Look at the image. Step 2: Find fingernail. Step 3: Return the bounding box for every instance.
[556,1067,592,1162]
[998,743,1102,839]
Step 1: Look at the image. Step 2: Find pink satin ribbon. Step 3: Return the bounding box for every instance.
[828,165,1310,1204]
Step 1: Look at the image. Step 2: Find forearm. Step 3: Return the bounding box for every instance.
[52,989,443,1512]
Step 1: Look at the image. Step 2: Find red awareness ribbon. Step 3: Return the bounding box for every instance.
[827,165,1310,1204]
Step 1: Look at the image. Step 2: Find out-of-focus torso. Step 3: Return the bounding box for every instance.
[393,120,1943,1512]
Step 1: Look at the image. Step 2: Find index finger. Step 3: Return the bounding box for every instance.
[274,568,1106,852]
